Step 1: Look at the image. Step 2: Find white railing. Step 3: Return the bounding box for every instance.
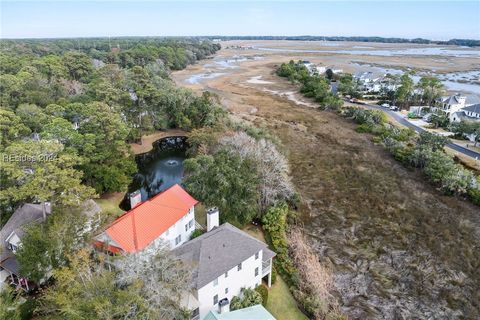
[262,259,271,276]
[195,221,205,230]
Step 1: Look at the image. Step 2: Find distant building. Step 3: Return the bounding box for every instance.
[353,72,383,93]
[438,94,467,115]
[450,104,480,123]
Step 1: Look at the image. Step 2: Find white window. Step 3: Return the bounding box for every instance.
[175,235,182,245]
[225,271,228,278]
[188,219,194,229]
[225,288,228,294]
[213,294,218,305]
[213,278,218,286]
[255,252,259,260]
[255,267,259,277]
[237,263,242,271]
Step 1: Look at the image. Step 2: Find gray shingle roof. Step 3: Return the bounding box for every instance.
[0,200,100,275]
[173,223,275,289]
[0,203,51,274]
[1,203,51,246]
[462,104,480,114]
[441,94,465,105]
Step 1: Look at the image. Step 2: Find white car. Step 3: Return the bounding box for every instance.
[389,106,399,111]
[381,103,390,108]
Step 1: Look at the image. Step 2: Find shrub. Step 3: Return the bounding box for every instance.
[468,184,480,205]
[190,229,204,239]
[255,284,269,306]
[262,204,297,282]
[230,288,263,311]
[270,266,277,285]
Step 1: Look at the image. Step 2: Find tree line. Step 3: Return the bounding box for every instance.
[1,38,221,220]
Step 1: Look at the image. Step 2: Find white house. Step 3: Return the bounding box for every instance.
[353,71,383,92]
[450,104,480,123]
[438,94,467,115]
[173,208,276,320]
[94,184,198,254]
[1,200,100,291]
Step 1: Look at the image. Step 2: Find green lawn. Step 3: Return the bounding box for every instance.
[94,192,125,217]
[266,276,309,320]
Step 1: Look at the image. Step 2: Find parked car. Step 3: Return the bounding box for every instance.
[389,106,399,111]
[422,113,432,122]
[381,103,390,108]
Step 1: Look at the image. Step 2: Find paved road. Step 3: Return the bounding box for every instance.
[353,102,480,160]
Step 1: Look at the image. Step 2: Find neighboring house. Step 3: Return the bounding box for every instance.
[174,208,276,320]
[449,104,480,123]
[353,72,382,92]
[438,94,467,114]
[204,304,276,320]
[301,61,318,75]
[0,203,51,291]
[94,184,198,254]
[0,200,100,291]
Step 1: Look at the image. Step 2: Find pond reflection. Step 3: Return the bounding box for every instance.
[120,136,188,210]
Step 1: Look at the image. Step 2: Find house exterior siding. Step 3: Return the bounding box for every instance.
[196,251,263,319]
[158,207,196,249]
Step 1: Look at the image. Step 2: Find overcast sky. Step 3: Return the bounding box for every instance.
[1,1,479,40]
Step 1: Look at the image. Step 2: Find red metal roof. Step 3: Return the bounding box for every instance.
[103,184,198,253]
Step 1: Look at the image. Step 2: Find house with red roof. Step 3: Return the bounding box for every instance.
[94,184,198,253]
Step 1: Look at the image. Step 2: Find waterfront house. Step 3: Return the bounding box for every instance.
[450,103,480,123]
[173,208,276,320]
[438,94,467,114]
[94,184,198,254]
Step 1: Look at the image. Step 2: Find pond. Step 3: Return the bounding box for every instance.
[120,136,188,211]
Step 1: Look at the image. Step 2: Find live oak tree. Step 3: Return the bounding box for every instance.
[117,243,193,319]
[0,109,30,148]
[184,150,259,225]
[37,249,150,320]
[0,140,96,212]
[15,205,98,283]
[72,102,137,193]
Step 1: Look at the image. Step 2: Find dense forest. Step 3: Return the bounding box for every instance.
[0,38,222,220]
[204,36,480,47]
[0,38,311,319]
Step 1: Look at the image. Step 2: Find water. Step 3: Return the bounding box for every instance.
[120,136,188,210]
[186,55,263,84]
[253,46,480,58]
[350,63,480,95]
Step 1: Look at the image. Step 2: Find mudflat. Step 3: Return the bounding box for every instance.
[173,42,480,319]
